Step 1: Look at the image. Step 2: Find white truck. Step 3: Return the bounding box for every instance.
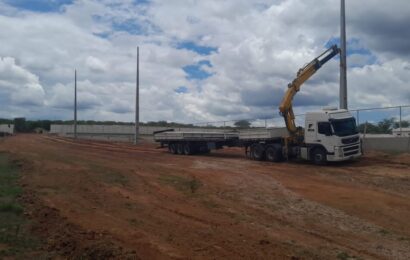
[154,45,362,164]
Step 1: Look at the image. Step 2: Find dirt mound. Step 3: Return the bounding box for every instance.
[21,190,139,259]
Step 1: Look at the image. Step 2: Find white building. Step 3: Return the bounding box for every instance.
[0,124,14,135]
[392,128,410,137]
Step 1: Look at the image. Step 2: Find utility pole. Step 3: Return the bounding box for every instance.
[134,47,140,144]
[74,69,77,139]
[340,0,348,109]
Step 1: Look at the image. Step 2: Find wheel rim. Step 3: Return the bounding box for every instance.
[266,149,274,161]
[315,153,323,162]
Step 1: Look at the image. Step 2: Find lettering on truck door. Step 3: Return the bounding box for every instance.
[305,121,316,143]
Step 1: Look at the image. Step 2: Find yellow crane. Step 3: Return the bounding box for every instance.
[279,45,340,136]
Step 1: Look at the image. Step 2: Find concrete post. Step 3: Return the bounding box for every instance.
[399,106,402,134]
[340,0,348,109]
[74,69,77,139]
[134,47,139,144]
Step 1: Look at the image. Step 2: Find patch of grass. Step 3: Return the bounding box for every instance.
[0,202,23,214]
[88,164,128,186]
[379,229,389,236]
[159,175,202,194]
[201,199,219,209]
[128,218,143,227]
[0,153,42,258]
[337,251,361,260]
[398,236,410,241]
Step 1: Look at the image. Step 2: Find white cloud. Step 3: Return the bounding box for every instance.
[85,56,108,72]
[0,0,409,123]
[0,57,45,107]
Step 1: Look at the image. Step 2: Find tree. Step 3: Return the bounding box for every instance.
[377,118,395,134]
[358,122,380,134]
[14,117,27,133]
[234,120,251,128]
[393,120,410,128]
[358,117,409,134]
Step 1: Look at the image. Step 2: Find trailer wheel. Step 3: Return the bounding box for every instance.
[312,148,327,165]
[250,143,265,161]
[177,143,185,155]
[169,143,177,154]
[184,143,193,155]
[266,145,283,162]
[197,145,210,154]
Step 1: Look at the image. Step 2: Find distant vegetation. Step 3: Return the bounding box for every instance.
[358,118,409,134]
[0,118,201,133]
[1,117,408,134]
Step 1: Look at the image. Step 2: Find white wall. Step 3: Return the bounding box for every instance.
[392,128,410,137]
[0,124,14,135]
[50,124,229,136]
[362,136,410,152]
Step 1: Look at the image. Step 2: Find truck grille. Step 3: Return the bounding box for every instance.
[342,136,359,144]
[343,144,360,156]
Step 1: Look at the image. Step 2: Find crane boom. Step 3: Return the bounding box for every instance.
[279,45,340,134]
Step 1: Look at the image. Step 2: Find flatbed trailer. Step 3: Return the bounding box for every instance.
[154,124,361,164]
[154,130,240,155]
[154,128,290,161]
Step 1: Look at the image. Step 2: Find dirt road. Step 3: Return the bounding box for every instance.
[1,134,409,259]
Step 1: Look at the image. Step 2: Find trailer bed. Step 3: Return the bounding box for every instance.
[154,131,239,142]
[238,127,289,140]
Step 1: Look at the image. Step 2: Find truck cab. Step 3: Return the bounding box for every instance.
[303,108,361,162]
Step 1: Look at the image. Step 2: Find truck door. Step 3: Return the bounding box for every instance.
[304,121,316,143]
[317,122,332,148]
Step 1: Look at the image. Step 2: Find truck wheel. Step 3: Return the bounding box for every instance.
[169,143,177,154]
[312,148,327,165]
[266,145,283,162]
[198,145,210,154]
[184,143,193,155]
[177,143,185,155]
[251,144,265,161]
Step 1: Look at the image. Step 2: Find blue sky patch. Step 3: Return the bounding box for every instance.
[183,60,213,80]
[92,14,161,37]
[325,37,377,67]
[175,86,188,94]
[133,0,150,5]
[177,41,217,55]
[5,0,73,12]
[112,19,144,35]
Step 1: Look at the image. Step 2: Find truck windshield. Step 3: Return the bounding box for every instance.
[330,118,358,137]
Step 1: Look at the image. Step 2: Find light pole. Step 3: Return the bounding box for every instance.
[74,69,77,139]
[340,0,348,109]
[134,47,140,144]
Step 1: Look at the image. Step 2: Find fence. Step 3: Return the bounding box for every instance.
[191,105,410,134]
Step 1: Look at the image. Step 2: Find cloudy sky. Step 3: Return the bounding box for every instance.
[0,0,409,124]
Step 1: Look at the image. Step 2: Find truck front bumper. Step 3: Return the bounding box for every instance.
[326,143,362,162]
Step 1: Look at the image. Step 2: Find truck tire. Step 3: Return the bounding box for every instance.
[250,143,265,161]
[198,145,210,154]
[177,143,185,155]
[266,145,283,162]
[184,143,193,155]
[169,143,177,154]
[312,147,327,165]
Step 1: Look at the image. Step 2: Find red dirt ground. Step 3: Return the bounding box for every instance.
[1,134,409,259]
